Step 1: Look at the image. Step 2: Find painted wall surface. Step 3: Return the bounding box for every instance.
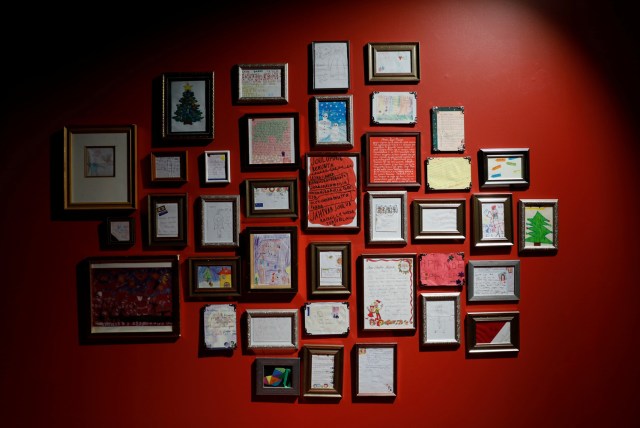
[1,1,638,427]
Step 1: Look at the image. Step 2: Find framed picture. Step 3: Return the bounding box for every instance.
[466,311,520,355]
[519,199,559,252]
[203,150,231,184]
[467,260,520,302]
[364,132,421,188]
[309,242,351,297]
[203,303,237,350]
[161,72,214,141]
[418,252,465,287]
[303,302,350,336]
[412,199,466,241]
[237,63,288,104]
[106,217,135,246]
[63,125,137,211]
[302,344,344,398]
[361,254,415,331]
[150,151,187,183]
[367,42,420,83]
[311,41,350,91]
[420,292,461,346]
[371,91,417,125]
[188,257,241,300]
[431,106,465,152]
[354,343,397,397]
[147,193,188,247]
[81,255,180,342]
[472,193,514,247]
[255,357,300,396]
[478,148,530,188]
[312,95,354,148]
[304,152,360,231]
[367,191,408,245]
[425,157,472,191]
[198,195,240,249]
[242,113,299,170]
[246,309,298,352]
[245,178,298,219]
[245,226,297,294]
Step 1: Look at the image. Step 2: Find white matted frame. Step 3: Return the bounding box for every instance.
[204,150,231,184]
[354,343,397,397]
[367,191,408,245]
[421,292,461,346]
[198,195,240,249]
[246,309,298,353]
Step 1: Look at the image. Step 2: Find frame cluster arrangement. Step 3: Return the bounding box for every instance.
[65,40,558,400]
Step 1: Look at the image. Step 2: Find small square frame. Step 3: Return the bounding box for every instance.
[147,193,188,247]
[245,178,298,219]
[431,106,465,153]
[237,63,288,104]
[467,260,520,302]
[311,41,350,91]
[354,343,398,397]
[478,148,530,188]
[367,42,420,83]
[203,303,237,351]
[198,195,240,249]
[106,217,135,246]
[188,257,242,300]
[302,344,344,398]
[412,199,466,241]
[246,309,299,352]
[466,311,520,355]
[203,150,231,184]
[242,113,300,170]
[245,226,298,294]
[150,151,187,183]
[255,357,300,396]
[312,95,354,148]
[364,132,421,188]
[309,242,351,297]
[472,193,514,248]
[519,198,559,252]
[367,191,408,245]
[161,72,214,141]
[421,292,461,346]
[371,91,417,125]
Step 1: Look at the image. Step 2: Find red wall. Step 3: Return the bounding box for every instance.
[1,1,639,427]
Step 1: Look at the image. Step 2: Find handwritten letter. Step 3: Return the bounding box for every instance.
[307,156,358,228]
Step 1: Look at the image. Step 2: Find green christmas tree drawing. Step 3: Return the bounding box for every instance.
[173,82,203,125]
[525,211,553,246]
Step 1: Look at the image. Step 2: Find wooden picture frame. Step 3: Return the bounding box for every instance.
[366,191,408,245]
[431,106,465,153]
[63,125,137,211]
[147,193,188,247]
[106,217,135,246]
[81,255,180,342]
[242,113,300,170]
[411,199,466,241]
[364,132,421,188]
[466,311,520,355]
[367,42,420,83]
[421,292,461,347]
[309,242,351,297]
[354,343,397,397]
[203,303,237,350]
[245,226,298,294]
[478,148,530,189]
[245,178,298,219]
[519,198,559,252]
[472,193,514,248]
[150,151,187,183]
[312,95,354,148]
[418,252,465,287]
[467,260,520,302]
[302,344,344,398]
[188,257,242,300]
[161,72,214,141]
[255,357,300,396]
[361,254,415,331]
[371,91,417,125]
[311,41,350,91]
[237,63,288,104]
[198,195,240,249]
[203,150,231,184]
[246,309,299,352]
[425,157,472,191]
[304,152,360,231]
[303,302,350,336]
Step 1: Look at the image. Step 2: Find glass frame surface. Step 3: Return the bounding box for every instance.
[147,193,188,247]
[161,72,214,141]
[467,260,520,302]
[478,148,530,188]
[242,113,300,170]
[354,343,398,397]
[518,198,559,252]
[472,193,514,248]
[466,311,520,355]
[367,42,420,83]
[188,257,242,300]
[312,95,354,148]
[246,309,299,352]
[367,191,408,245]
[237,63,288,104]
[364,132,421,188]
[150,150,187,183]
[203,150,231,184]
[420,292,461,346]
[311,40,351,91]
[302,344,344,398]
[245,178,298,219]
[412,199,466,241]
[309,242,351,297]
[255,357,300,396]
[245,226,298,294]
